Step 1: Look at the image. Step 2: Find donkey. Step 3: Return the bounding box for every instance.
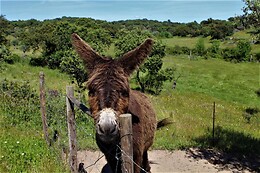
[72,33,157,173]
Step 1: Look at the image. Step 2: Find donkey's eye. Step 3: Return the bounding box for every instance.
[88,89,96,97]
[120,90,129,97]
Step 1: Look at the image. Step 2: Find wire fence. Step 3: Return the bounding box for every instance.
[38,72,148,173]
[0,72,170,173]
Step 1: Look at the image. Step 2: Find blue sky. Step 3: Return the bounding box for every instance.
[1,0,245,22]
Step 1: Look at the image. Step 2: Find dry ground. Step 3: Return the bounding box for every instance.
[77,148,259,173]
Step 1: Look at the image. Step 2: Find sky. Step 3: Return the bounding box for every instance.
[0,0,245,23]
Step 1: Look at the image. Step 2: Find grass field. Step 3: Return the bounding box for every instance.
[1,32,260,172]
[162,36,212,49]
[162,30,260,53]
[152,55,260,152]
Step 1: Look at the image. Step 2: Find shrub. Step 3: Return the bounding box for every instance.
[29,56,47,67]
[222,40,252,62]
[167,45,191,55]
[206,40,222,59]
[236,40,251,61]
[46,50,65,69]
[254,52,260,62]
[222,48,238,62]
[194,38,206,56]
[158,31,173,38]
[4,54,20,64]
[0,79,40,127]
[0,45,10,60]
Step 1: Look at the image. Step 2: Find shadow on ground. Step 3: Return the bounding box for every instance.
[191,126,260,172]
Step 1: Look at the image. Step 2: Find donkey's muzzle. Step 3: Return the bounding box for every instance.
[96,108,119,142]
[97,122,118,135]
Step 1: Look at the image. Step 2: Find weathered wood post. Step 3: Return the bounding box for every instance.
[39,72,50,146]
[212,101,216,146]
[119,114,134,173]
[66,86,78,173]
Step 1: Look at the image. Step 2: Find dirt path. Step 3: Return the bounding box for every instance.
[77,148,257,173]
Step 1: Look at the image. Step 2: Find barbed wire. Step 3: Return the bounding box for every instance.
[73,104,149,173]
[42,87,149,173]
[83,151,105,172]
[116,144,148,173]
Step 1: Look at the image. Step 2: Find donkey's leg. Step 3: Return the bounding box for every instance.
[133,150,143,173]
[142,150,151,173]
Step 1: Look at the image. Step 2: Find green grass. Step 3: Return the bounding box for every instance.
[1,32,260,172]
[151,55,260,154]
[161,30,260,54]
[0,126,68,173]
[0,61,72,173]
[162,36,212,49]
[0,61,71,92]
[162,55,259,106]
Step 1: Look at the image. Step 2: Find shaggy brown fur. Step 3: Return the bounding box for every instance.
[72,33,156,173]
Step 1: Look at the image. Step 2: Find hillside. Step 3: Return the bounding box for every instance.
[1,16,260,172]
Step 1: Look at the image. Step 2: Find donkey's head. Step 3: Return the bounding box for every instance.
[72,33,153,143]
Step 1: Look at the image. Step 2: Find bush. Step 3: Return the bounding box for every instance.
[4,54,20,64]
[236,40,251,61]
[222,40,252,62]
[222,48,238,62]
[254,52,260,62]
[46,50,65,69]
[158,31,173,38]
[0,79,40,127]
[194,38,206,56]
[0,45,10,60]
[207,40,222,59]
[29,56,47,67]
[167,45,191,55]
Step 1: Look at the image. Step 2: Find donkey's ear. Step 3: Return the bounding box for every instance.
[71,33,104,71]
[119,38,154,76]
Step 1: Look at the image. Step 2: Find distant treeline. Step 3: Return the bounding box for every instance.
[2,16,244,39]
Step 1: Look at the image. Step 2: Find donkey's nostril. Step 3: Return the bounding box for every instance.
[110,125,117,134]
[98,123,117,135]
[98,124,105,134]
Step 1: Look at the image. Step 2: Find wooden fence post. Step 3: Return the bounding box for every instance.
[119,114,134,173]
[39,72,50,146]
[212,101,216,146]
[66,86,78,173]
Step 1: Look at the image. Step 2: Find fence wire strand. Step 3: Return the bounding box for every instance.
[42,87,148,173]
[116,145,148,173]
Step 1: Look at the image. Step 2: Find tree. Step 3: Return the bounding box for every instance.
[79,28,112,54]
[59,50,87,90]
[115,29,174,94]
[0,15,10,45]
[242,0,260,43]
[195,38,206,56]
[0,15,11,63]
[200,19,234,39]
